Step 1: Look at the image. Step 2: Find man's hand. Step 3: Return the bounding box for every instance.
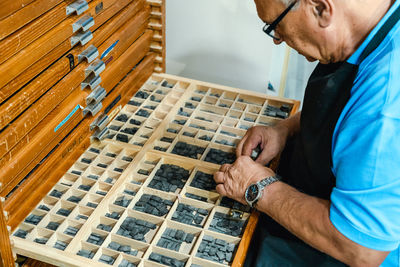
[236,112,301,165]
[236,125,289,165]
[213,156,275,204]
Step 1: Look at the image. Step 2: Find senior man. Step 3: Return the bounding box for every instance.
[214,0,400,266]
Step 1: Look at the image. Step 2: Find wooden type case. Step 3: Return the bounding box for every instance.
[10,74,299,266]
[0,1,299,266]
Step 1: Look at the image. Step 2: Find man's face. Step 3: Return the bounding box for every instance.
[255,0,332,63]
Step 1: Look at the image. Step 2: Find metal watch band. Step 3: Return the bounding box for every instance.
[251,175,280,208]
[259,175,280,187]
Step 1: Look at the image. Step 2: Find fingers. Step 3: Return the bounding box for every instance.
[237,132,259,158]
[215,170,227,196]
[242,137,259,158]
[213,171,225,184]
[220,164,230,172]
[214,164,230,184]
[236,134,248,158]
[216,184,227,196]
[255,145,276,165]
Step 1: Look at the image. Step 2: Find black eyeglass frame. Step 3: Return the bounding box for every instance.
[263,1,297,40]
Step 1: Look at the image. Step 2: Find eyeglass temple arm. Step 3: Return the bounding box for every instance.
[269,1,297,29]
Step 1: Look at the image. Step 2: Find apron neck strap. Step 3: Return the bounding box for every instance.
[359,3,400,62]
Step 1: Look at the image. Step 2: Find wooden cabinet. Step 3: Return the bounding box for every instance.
[0,1,299,266]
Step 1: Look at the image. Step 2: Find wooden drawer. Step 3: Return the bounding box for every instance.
[0,0,298,266]
[10,73,299,266]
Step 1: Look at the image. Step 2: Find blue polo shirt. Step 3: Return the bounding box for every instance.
[330,2,400,266]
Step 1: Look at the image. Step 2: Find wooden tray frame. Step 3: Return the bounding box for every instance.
[10,74,300,267]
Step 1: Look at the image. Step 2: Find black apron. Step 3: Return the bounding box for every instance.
[245,4,400,266]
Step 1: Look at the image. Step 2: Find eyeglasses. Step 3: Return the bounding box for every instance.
[263,1,297,41]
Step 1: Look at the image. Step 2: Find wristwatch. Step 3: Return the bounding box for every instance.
[245,175,279,208]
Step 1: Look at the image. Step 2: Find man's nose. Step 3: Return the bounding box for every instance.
[273,32,283,45]
[273,38,283,45]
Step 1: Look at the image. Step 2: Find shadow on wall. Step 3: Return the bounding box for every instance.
[167,50,273,94]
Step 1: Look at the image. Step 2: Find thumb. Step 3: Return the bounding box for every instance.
[255,146,277,165]
[242,138,260,158]
[216,184,227,196]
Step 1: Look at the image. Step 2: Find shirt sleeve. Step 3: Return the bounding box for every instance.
[330,116,400,251]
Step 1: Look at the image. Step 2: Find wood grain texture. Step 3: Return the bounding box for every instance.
[0,59,88,193]
[0,0,35,21]
[0,60,88,164]
[232,211,260,267]
[21,258,55,267]
[0,56,71,132]
[97,7,149,67]
[5,54,155,230]
[0,94,86,197]
[0,37,72,104]
[147,0,165,72]
[0,2,148,158]
[0,0,68,42]
[0,32,151,197]
[101,31,153,91]
[0,0,116,90]
[0,0,136,103]
[0,198,14,267]
[0,1,70,65]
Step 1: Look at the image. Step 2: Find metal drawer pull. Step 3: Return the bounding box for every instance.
[86,86,106,105]
[70,30,93,47]
[66,0,89,16]
[78,45,99,63]
[81,74,101,90]
[85,59,105,77]
[72,14,94,33]
[90,114,109,131]
[83,101,102,116]
[91,127,110,141]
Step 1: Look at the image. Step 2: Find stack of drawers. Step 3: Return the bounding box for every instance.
[0,0,164,265]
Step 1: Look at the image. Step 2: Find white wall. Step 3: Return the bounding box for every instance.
[165,0,316,102]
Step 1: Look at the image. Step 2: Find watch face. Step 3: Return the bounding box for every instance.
[246,184,259,202]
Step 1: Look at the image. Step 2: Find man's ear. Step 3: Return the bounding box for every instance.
[307,0,333,27]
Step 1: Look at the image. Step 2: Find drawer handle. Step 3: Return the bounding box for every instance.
[91,127,110,142]
[72,14,95,33]
[90,114,109,131]
[83,101,102,116]
[66,0,89,16]
[85,59,105,77]
[70,30,93,47]
[86,86,106,105]
[78,45,99,63]
[81,74,101,90]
